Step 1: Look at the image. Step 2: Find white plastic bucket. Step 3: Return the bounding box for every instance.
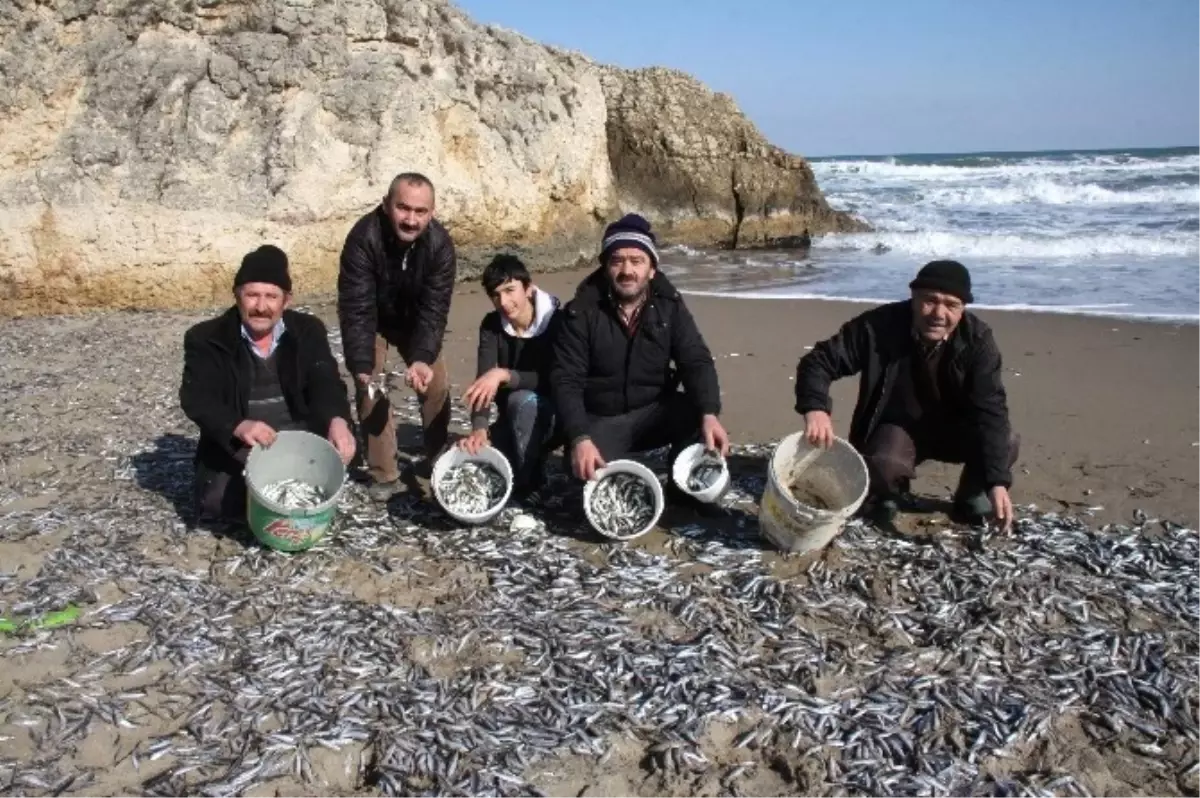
[759,430,869,555]
[671,443,730,504]
[244,430,348,552]
[583,460,664,541]
[432,445,514,525]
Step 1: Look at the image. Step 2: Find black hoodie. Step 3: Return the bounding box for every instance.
[550,267,721,443]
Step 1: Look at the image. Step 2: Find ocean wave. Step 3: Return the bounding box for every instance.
[812,154,1200,183]
[830,230,1199,259]
[921,180,1199,207]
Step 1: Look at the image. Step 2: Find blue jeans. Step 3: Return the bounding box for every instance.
[491,390,557,492]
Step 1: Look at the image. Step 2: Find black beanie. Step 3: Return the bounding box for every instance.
[909,260,973,304]
[234,245,292,293]
[599,213,659,267]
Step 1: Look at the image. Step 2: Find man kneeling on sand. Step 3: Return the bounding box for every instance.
[551,214,731,508]
[180,246,357,524]
[794,260,1019,532]
[458,255,563,500]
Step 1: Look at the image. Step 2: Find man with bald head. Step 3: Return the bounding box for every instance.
[338,172,457,501]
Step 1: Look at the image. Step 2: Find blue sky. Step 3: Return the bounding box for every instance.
[453,0,1200,157]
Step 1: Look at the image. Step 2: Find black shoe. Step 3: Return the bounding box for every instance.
[866,497,901,530]
[367,479,404,503]
[950,491,992,526]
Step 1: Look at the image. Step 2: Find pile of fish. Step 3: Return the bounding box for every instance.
[0,312,1196,798]
[437,462,507,516]
[258,478,328,510]
[587,472,657,538]
[685,450,726,493]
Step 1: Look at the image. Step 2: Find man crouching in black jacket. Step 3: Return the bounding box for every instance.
[551,214,731,504]
[794,261,1019,532]
[179,246,356,524]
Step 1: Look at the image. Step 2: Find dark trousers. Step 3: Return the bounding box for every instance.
[862,422,1020,502]
[564,393,701,480]
[193,448,250,523]
[490,390,558,491]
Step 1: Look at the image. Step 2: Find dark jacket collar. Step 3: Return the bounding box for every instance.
[212,306,297,353]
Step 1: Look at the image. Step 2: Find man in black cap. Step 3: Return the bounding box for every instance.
[180,245,356,524]
[551,213,731,505]
[794,260,1019,532]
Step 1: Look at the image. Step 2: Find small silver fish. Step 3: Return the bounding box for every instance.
[588,473,655,538]
[438,462,506,515]
[259,478,327,509]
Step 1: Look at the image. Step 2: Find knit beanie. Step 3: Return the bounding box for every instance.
[909,260,973,304]
[234,245,292,293]
[599,213,659,267]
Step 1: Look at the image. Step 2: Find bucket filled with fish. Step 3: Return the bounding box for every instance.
[584,460,664,541]
[671,443,730,504]
[244,430,348,552]
[759,429,869,555]
[432,446,513,525]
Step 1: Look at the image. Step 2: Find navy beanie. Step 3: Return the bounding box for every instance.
[234,245,292,293]
[909,260,973,304]
[599,213,659,267]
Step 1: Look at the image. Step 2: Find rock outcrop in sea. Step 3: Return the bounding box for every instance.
[0,0,864,314]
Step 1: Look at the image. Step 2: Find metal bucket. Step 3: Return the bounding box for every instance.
[244,430,347,552]
[759,430,869,555]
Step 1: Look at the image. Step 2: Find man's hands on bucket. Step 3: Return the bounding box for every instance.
[803,410,835,449]
[701,414,731,458]
[571,438,606,482]
[327,417,356,465]
[990,485,1014,535]
[405,362,434,393]
[458,428,489,456]
[234,420,277,448]
[462,368,510,413]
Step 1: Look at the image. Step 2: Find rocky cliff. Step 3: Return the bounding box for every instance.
[0,0,864,314]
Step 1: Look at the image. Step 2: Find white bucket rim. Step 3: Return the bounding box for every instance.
[670,442,730,503]
[583,459,664,541]
[768,430,870,518]
[244,430,348,517]
[432,445,514,524]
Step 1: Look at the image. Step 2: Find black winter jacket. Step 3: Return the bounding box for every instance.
[179,308,352,476]
[794,300,1014,488]
[336,208,457,377]
[470,291,564,430]
[550,268,721,444]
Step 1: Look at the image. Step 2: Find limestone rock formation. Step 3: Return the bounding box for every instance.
[0,0,863,314]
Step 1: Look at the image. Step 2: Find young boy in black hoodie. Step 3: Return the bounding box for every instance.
[459,255,562,498]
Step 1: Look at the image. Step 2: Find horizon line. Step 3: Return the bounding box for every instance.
[805,143,1200,160]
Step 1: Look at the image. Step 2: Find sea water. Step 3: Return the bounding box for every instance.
[661,147,1199,322]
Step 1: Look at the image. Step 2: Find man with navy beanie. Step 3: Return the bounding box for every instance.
[550,214,731,508]
[794,260,1020,533]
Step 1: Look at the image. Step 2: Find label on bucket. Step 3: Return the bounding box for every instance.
[262,516,328,547]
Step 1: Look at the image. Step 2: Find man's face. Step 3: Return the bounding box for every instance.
[385,181,435,243]
[236,283,290,336]
[606,247,655,302]
[489,278,534,323]
[912,289,965,341]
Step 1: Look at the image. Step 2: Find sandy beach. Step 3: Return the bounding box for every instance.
[0,271,1196,797]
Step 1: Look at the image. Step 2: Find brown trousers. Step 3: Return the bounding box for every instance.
[863,422,1020,501]
[354,333,451,484]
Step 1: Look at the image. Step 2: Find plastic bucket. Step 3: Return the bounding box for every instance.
[671,443,730,504]
[758,430,869,555]
[583,460,664,541]
[244,430,347,552]
[432,445,514,525]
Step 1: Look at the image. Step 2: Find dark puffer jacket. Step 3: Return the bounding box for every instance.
[794,300,1014,487]
[336,208,457,377]
[550,267,721,443]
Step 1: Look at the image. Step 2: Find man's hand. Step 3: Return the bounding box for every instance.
[701,414,731,457]
[804,410,835,449]
[990,486,1014,534]
[234,420,277,448]
[462,368,509,413]
[458,428,489,455]
[405,362,434,393]
[327,417,357,465]
[571,438,606,482]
